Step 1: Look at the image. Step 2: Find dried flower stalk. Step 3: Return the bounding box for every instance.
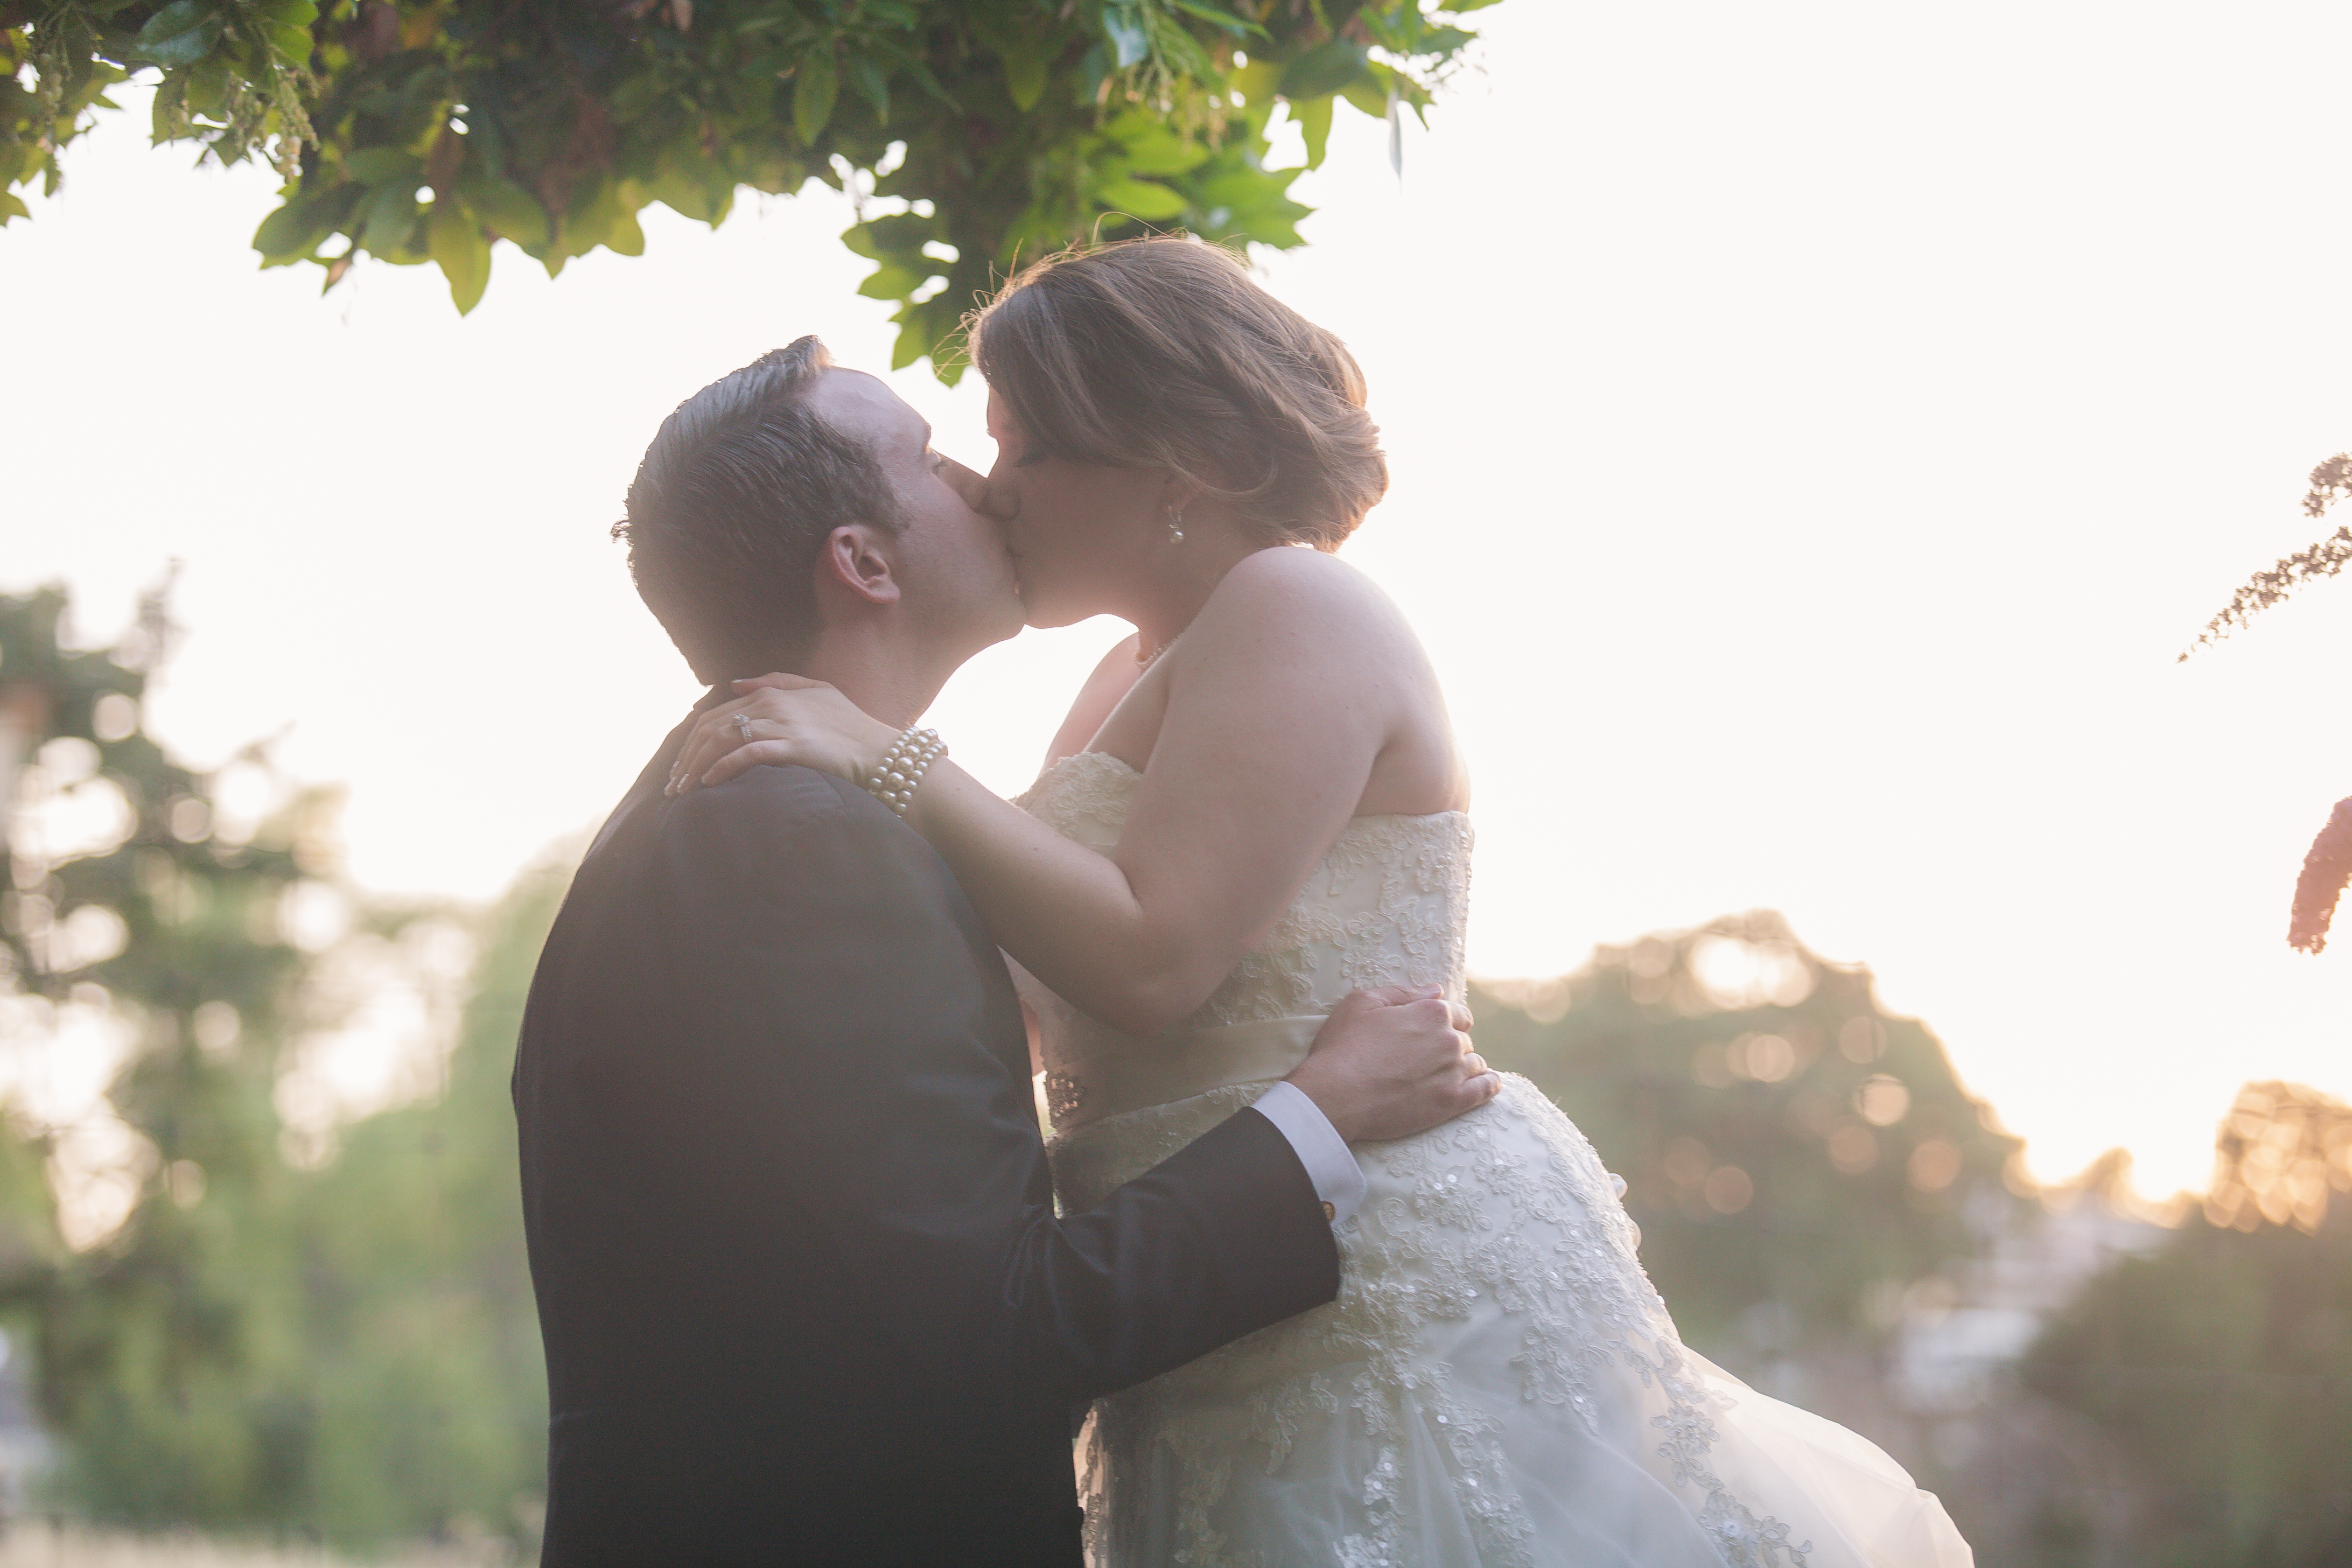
[2180,452,2352,659]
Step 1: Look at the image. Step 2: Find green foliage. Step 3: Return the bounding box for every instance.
[2021,1205,2352,1567]
[43,866,562,1547]
[0,584,313,1025]
[0,580,334,1524]
[4,0,1499,368]
[267,866,558,1546]
[0,582,554,1549]
[1472,912,2026,1362]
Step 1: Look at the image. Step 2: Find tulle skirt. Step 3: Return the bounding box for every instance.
[1053,1076,1973,1567]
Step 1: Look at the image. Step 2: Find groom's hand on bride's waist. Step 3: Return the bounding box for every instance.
[1285,986,1497,1145]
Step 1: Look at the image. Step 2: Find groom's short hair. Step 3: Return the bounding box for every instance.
[614,337,899,683]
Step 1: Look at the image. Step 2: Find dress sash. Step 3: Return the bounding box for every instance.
[1047,1014,1329,1132]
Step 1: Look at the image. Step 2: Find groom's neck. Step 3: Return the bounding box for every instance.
[793,626,945,731]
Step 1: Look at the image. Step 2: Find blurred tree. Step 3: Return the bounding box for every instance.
[0,582,557,1551]
[1472,911,2026,1366]
[2,0,1501,369]
[2202,1081,2352,1237]
[0,580,323,1525]
[2019,1082,2352,1568]
[272,863,559,1548]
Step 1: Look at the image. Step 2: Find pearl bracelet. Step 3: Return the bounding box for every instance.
[860,727,947,816]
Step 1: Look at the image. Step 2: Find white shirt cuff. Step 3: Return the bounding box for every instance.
[1250,1081,1366,1227]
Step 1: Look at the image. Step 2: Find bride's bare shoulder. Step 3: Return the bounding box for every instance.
[1204,546,1409,645]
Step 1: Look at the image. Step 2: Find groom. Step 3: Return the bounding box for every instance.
[512,338,1494,1566]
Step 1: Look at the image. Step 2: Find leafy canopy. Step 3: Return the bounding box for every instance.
[4,0,1498,375]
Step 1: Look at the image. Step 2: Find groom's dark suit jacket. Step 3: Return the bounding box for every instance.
[513,712,1342,1565]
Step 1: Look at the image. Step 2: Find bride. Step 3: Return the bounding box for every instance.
[668,237,1971,1567]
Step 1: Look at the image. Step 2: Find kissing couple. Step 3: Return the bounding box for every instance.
[513,238,1974,1566]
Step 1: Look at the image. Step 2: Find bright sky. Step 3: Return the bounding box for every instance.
[12,0,2352,1200]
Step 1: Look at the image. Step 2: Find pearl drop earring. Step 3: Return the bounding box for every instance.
[1166,503,1186,545]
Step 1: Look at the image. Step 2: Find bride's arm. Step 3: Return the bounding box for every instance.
[680,552,1433,1038]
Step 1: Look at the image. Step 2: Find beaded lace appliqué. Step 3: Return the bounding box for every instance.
[1018,754,1813,1568]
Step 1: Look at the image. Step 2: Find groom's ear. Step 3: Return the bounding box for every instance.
[815,522,902,610]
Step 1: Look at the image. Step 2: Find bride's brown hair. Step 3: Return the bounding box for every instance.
[966,235,1386,550]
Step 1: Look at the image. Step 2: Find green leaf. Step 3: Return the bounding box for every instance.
[1091,176,1187,220]
[863,212,938,253]
[132,1,221,67]
[1164,0,1261,37]
[1107,116,1210,176]
[1002,43,1048,112]
[1189,164,1297,210]
[429,200,491,313]
[148,75,186,143]
[847,52,890,123]
[358,184,417,255]
[1339,72,1389,120]
[263,21,313,62]
[182,54,229,115]
[603,204,646,258]
[252,193,334,262]
[1293,93,1333,170]
[650,147,729,224]
[1153,19,1214,81]
[794,48,838,144]
[458,177,548,253]
[1228,60,1279,103]
[857,263,923,300]
[345,148,422,186]
[1278,38,1368,100]
[571,181,646,258]
[889,317,926,374]
[0,191,27,223]
[873,40,956,110]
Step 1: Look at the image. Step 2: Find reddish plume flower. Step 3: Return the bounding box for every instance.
[2287,796,2352,954]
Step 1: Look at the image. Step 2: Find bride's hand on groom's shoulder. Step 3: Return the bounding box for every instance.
[664,674,901,797]
[1286,985,1499,1145]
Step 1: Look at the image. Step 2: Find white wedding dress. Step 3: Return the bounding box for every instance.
[1016,752,1973,1568]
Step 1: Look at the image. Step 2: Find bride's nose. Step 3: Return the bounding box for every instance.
[975,470,1020,523]
[939,456,996,513]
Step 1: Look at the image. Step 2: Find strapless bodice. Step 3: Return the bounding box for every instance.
[1012,750,1471,1132]
[1007,748,1971,1568]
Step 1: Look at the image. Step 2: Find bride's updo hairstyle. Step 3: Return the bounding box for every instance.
[968,236,1386,549]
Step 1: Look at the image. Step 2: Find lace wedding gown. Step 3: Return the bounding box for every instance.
[1016,752,1973,1568]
